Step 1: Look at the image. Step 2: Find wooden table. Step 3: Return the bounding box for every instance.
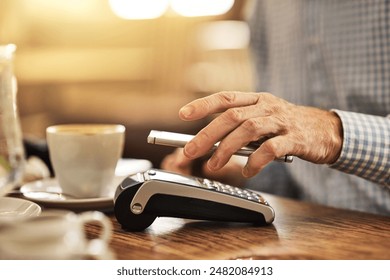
[87,194,390,260]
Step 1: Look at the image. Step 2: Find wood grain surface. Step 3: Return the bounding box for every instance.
[86,194,390,260]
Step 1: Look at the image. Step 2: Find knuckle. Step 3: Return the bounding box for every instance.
[224,108,244,123]
[201,98,214,112]
[218,141,236,156]
[217,91,237,106]
[259,91,272,98]
[261,140,279,156]
[198,129,214,143]
[257,92,286,115]
[257,92,273,103]
[242,118,261,133]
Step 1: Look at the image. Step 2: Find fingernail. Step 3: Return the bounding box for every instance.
[242,165,250,177]
[184,142,197,157]
[208,156,220,170]
[179,105,194,119]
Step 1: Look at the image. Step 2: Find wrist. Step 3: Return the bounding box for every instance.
[327,111,343,164]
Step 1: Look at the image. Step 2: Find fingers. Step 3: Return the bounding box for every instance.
[202,157,246,187]
[183,104,261,159]
[179,91,260,121]
[161,148,193,175]
[182,92,291,161]
[206,115,284,171]
[180,92,294,175]
[242,136,291,177]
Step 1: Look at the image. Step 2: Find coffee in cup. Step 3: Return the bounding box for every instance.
[46,124,125,198]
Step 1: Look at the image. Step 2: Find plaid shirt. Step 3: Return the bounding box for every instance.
[248,0,390,214]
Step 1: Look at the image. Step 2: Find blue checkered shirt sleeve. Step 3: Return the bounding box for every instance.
[248,0,390,214]
[330,110,390,188]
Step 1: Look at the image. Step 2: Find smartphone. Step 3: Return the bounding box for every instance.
[114,169,275,231]
[147,130,293,163]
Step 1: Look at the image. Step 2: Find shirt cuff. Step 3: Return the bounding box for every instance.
[329,109,390,187]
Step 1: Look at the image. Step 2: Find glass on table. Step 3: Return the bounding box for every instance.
[0,44,25,197]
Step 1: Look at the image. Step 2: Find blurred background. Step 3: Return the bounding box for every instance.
[0,0,255,167]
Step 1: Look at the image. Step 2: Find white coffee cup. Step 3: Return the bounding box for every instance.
[46,124,125,198]
[0,210,114,259]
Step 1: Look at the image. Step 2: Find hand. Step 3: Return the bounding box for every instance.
[161,148,193,176]
[178,91,343,178]
[161,148,246,187]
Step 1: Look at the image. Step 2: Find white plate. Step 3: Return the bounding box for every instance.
[19,158,152,211]
[20,176,123,211]
[0,197,41,224]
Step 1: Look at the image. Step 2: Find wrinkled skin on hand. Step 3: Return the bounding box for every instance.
[178,91,343,178]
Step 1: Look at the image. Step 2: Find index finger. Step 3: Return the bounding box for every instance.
[179,91,260,121]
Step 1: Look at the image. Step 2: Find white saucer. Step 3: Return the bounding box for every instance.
[19,158,152,211]
[20,176,124,211]
[0,197,41,224]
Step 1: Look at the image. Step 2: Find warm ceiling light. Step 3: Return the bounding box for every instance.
[196,21,250,50]
[109,0,169,20]
[170,0,234,17]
